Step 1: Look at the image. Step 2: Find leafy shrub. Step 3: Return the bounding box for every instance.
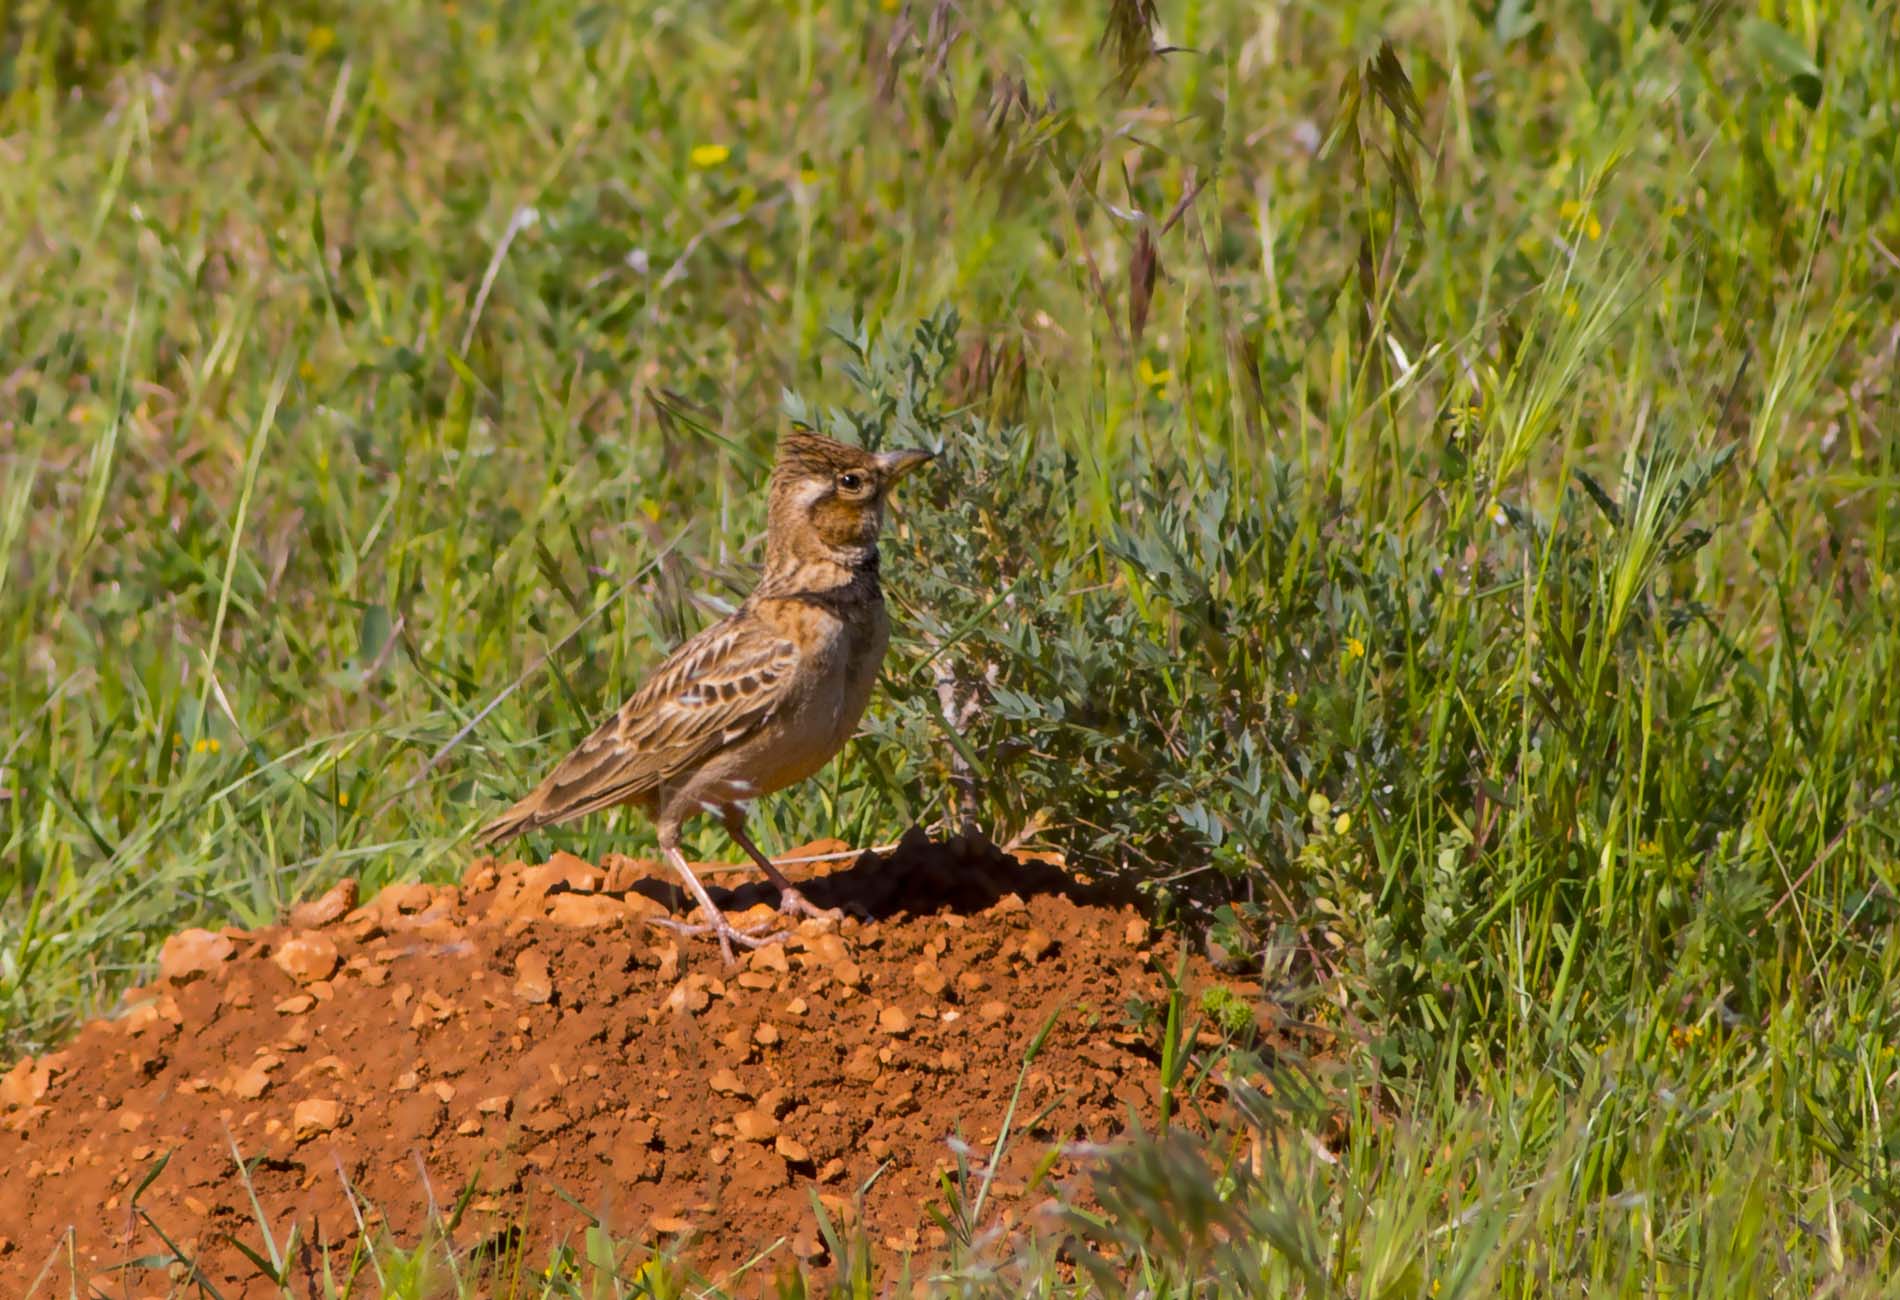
[787,306,1889,1079]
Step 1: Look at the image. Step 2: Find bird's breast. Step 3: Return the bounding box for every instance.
[785,597,886,717]
[739,597,889,794]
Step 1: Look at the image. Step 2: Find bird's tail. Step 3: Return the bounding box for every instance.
[473,792,554,849]
[474,735,640,847]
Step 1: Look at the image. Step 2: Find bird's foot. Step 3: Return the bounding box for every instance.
[777,887,844,923]
[646,914,791,966]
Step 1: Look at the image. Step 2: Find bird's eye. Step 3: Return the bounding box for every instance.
[837,472,863,492]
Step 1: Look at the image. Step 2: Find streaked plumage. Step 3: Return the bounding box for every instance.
[476,431,932,961]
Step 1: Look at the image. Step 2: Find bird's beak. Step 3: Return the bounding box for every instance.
[874,447,935,482]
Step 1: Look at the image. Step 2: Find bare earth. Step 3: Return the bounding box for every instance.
[0,832,1251,1295]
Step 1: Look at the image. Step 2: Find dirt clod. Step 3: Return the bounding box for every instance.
[513,948,553,1003]
[158,929,237,983]
[0,1058,53,1110]
[288,879,358,930]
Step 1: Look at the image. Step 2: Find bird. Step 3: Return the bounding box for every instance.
[475,431,934,962]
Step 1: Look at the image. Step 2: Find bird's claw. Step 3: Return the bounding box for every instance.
[777,887,844,922]
[646,915,791,966]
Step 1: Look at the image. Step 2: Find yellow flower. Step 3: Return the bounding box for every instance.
[1333,812,1352,836]
[1444,401,1482,436]
[1559,197,1601,241]
[1344,636,1366,662]
[338,790,350,807]
[192,738,221,754]
[1136,357,1173,394]
[690,144,731,169]
[299,360,317,381]
[308,25,335,55]
[797,167,820,186]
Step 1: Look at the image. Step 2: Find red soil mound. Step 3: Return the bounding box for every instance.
[0,833,1255,1295]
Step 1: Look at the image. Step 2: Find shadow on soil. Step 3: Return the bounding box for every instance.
[618,827,1113,923]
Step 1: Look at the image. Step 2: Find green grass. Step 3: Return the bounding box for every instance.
[5,0,1900,1292]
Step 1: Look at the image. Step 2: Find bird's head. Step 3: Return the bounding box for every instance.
[765,431,933,572]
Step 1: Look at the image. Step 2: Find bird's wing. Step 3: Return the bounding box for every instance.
[476,615,798,843]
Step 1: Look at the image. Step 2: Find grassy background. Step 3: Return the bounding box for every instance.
[4,0,1900,1292]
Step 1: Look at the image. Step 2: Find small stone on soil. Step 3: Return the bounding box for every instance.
[272,932,341,985]
[547,893,626,928]
[230,1068,272,1101]
[733,1109,778,1142]
[292,1099,341,1140]
[911,962,947,997]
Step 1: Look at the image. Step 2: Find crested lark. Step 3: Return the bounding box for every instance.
[475,432,933,962]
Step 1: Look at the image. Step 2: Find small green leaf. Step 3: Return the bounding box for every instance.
[1743,19,1822,108]
[130,1147,173,1203]
[357,603,391,669]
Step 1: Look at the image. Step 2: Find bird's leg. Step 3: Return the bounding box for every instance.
[649,837,789,966]
[721,807,844,921]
